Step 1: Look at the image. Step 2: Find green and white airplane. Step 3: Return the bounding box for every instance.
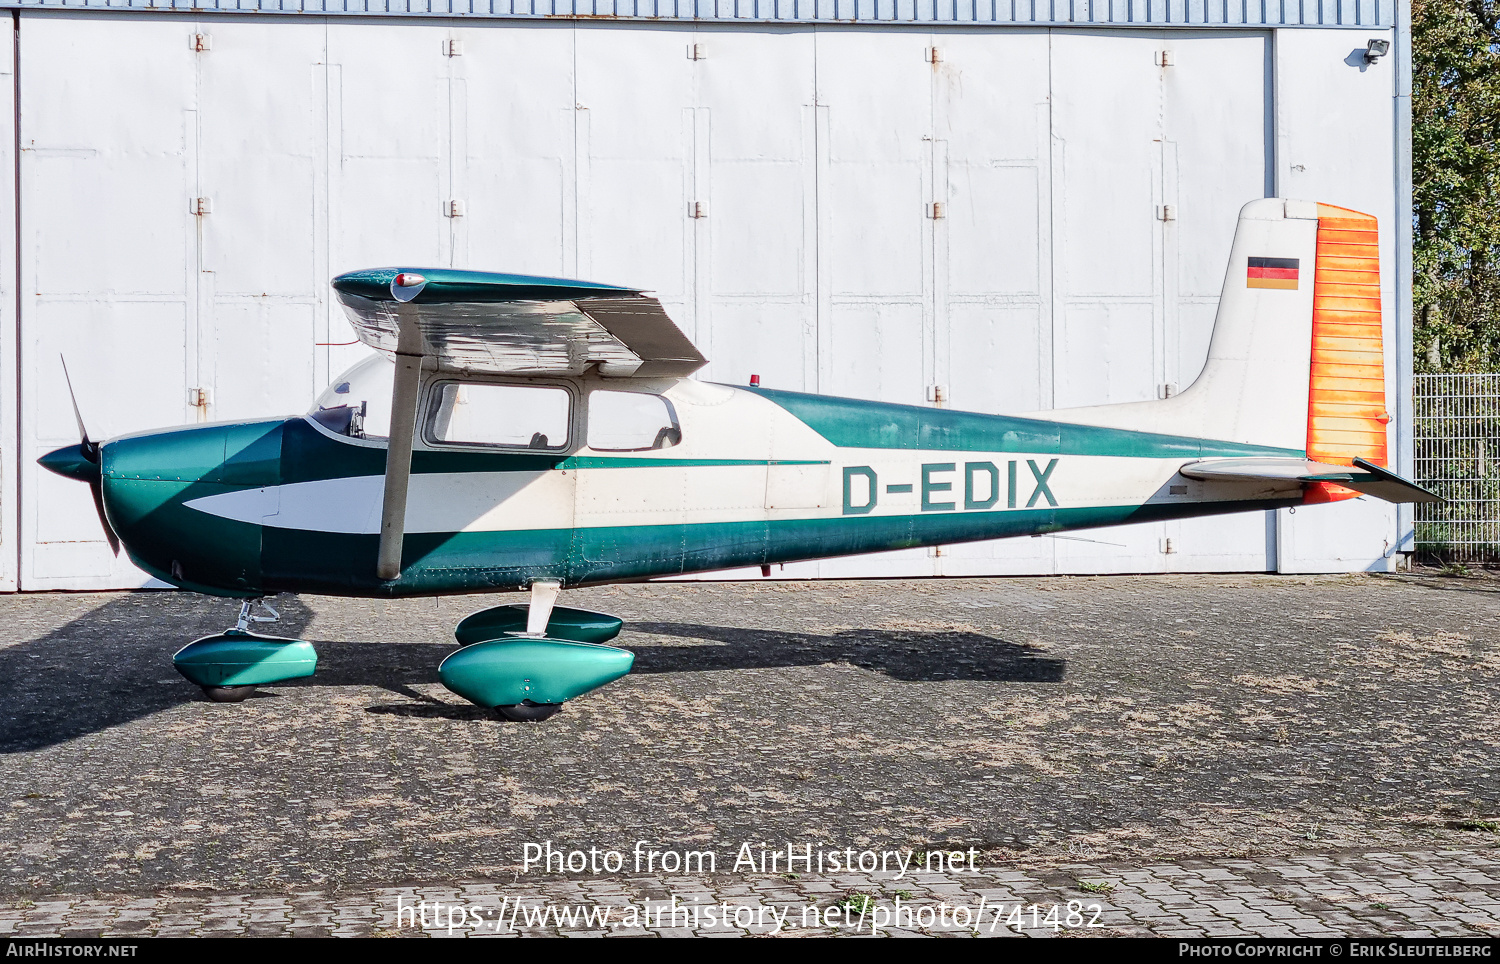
[39,198,1438,720]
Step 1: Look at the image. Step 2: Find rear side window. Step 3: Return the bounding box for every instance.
[588,391,681,452]
[428,382,571,450]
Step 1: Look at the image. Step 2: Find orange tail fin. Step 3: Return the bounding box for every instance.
[1304,204,1391,504]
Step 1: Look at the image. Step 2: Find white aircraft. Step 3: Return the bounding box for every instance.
[39,198,1436,720]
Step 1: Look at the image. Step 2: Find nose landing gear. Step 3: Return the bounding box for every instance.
[172,599,319,703]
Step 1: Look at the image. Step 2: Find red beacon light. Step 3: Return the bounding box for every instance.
[749,374,760,387]
[394,272,426,288]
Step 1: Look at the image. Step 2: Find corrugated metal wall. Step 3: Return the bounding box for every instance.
[6,14,1403,590]
[0,0,1396,28]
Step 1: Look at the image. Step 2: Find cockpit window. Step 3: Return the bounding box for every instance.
[587,390,681,451]
[308,354,394,439]
[427,381,572,451]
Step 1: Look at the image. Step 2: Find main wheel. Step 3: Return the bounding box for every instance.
[202,685,255,703]
[495,701,563,723]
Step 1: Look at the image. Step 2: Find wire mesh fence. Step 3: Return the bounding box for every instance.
[1414,373,1500,564]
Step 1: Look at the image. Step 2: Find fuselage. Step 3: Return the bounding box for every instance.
[74,375,1308,599]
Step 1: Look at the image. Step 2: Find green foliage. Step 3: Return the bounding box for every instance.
[1413,0,1500,371]
[835,891,876,914]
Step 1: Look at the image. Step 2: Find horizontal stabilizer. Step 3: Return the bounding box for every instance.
[1179,457,1442,505]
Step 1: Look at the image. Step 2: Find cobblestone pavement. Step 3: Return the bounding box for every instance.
[2,849,1498,937]
[1,572,1499,936]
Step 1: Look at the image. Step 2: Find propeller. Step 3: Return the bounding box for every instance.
[58,356,119,555]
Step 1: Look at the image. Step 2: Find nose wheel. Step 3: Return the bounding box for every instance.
[172,599,319,702]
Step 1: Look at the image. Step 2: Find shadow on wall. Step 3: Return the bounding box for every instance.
[2,594,1066,751]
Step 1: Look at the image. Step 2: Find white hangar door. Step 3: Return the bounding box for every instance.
[694,27,818,392]
[1272,27,1399,574]
[1048,30,1273,575]
[1156,33,1279,573]
[0,17,16,594]
[196,21,324,422]
[574,25,698,339]
[21,17,336,590]
[324,23,457,384]
[809,29,935,579]
[459,24,578,284]
[929,30,1056,578]
[19,15,196,590]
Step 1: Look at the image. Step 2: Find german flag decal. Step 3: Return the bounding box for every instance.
[1247,256,1300,290]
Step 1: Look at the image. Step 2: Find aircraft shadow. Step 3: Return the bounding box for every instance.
[3,599,1063,750]
[625,621,1066,683]
[0,593,318,755]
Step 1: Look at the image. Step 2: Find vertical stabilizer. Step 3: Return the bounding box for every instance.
[1032,198,1390,496]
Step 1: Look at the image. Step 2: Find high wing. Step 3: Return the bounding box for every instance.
[330,267,708,580]
[331,268,707,378]
[1179,457,1442,505]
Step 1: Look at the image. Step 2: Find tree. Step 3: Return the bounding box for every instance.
[1412,0,1500,372]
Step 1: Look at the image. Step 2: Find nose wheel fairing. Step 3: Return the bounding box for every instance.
[172,631,318,689]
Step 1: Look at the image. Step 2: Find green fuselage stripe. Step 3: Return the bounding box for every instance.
[739,385,1306,460]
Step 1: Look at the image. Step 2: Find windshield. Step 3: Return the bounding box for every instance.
[308,353,394,439]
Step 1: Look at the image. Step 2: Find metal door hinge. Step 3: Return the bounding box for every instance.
[925,46,941,64]
[444,39,463,57]
[191,33,211,52]
[444,200,465,218]
[927,201,946,219]
[1156,204,1175,221]
[1158,382,1178,399]
[689,42,707,60]
[1155,50,1173,66]
[690,200,708,219]
[188,387,211,408]
[926,385,947,405]
[190,197,212,216]
[1160,537,1176,554]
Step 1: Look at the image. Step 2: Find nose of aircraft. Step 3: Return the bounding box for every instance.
[36,420,287,595]
[38,442,100,483]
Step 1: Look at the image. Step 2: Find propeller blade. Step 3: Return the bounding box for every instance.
[58,355,98,462]
[57,355,115,552]
[89,474,120,556]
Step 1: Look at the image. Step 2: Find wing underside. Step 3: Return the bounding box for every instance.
[332,268,707,378]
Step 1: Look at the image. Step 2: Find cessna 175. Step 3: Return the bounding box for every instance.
[39,198,1438,721]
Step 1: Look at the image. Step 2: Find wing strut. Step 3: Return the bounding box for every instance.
[376,306,425,581]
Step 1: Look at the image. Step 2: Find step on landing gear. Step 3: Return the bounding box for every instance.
[439,580,634,722]
[172,599,318,703]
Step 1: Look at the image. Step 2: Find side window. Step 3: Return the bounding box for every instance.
[428,382,571,450]
[588,391,681,452]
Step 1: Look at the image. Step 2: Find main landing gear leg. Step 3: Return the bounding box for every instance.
[499,580,564,722]
[437,580,635,723]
